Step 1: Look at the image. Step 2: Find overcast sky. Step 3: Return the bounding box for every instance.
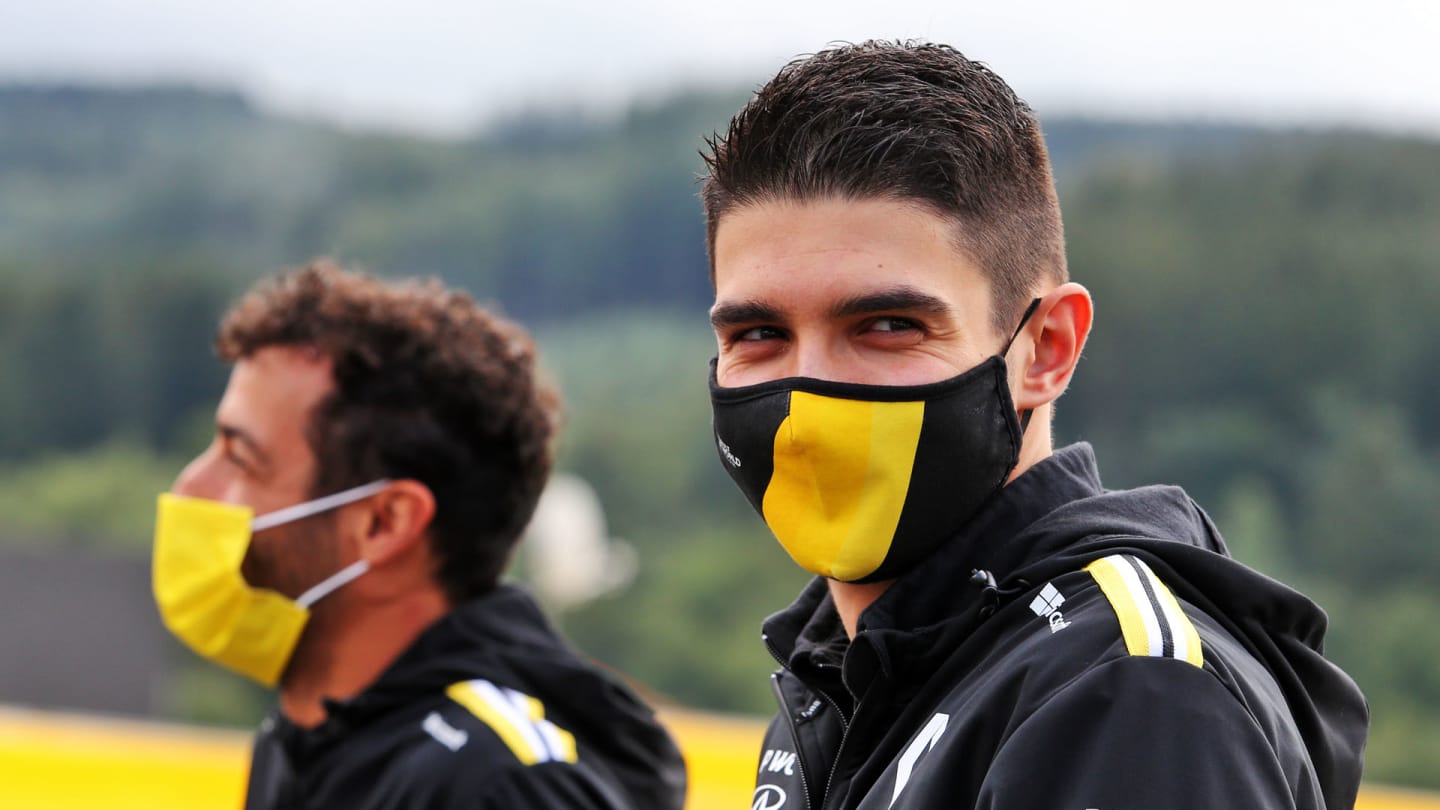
[3,0,1437,137]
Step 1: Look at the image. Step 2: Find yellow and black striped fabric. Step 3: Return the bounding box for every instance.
[1086,554,1204,667]
[445,679,578,766]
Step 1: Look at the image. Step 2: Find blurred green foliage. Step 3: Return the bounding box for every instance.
[0,85,1437,786]
[0,438,181,547]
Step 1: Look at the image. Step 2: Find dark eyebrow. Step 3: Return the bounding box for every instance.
[830,286,954,319]
[709,300,785,330]
[218,423,272,469]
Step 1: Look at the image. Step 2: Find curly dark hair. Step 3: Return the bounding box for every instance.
[701,40,1067,334]
[217,259,559,602]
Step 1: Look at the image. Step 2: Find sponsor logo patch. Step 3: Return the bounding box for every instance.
[1029,582,1071,633]
[752,784,787,810]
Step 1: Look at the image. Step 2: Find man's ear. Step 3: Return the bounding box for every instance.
[352,480,437,568]
[1013,282,1093,412]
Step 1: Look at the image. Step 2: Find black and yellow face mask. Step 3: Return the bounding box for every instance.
[708,301,1038,583]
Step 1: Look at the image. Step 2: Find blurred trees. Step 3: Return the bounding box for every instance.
[0,85,1437,786]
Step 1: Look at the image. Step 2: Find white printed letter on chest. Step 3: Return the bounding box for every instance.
[891,712,949,807]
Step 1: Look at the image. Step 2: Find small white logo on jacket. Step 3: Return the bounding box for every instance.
[422,711,469,751]
[1029,582,1071,633]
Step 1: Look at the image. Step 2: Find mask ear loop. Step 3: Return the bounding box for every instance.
[296,560,370,608]
[1002,298,1044,436]
[252,479,393,532]
[252,479,393,608]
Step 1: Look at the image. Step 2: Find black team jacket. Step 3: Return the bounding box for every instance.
[244,585,687,810]
[753,443,1368,810]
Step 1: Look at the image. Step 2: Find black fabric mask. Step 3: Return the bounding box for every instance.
[709,299,1039,582]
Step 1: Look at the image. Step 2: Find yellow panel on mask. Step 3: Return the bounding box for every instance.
[762,392,925,581]
[153,494,309,688]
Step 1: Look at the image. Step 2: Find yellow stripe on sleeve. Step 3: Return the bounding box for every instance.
[1087,555,1205,668]
[445,681,542,765]
[523,693,578,763]
[1086,556,1153,658]
[445,680,578,765]
[1147,566,1205,668]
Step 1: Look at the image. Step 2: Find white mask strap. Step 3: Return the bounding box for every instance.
[251,479,392,532]
[296,559,371,608]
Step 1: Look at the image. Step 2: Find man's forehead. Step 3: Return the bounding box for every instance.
[711,198,993,303]
[218,347,334,439]
[228,345,332,391]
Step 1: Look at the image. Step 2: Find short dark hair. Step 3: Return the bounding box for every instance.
[701,40,1066,333]
[217,259,558,602]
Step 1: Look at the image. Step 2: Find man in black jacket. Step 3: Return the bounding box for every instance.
[154,260,685,809]
[702,42,1367,809]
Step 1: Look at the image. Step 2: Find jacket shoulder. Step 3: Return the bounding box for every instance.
[970,655,1309,809]
[331,679,639,809]
[995,553,1209,681]
[971,552,1242,726]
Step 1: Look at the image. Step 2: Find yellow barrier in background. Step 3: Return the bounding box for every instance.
[0,706,247,810]
[0,704,1433,809]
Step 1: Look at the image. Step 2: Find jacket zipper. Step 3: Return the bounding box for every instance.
[812,662,852,810]
[770,672,816,810]
[766,632,854,810]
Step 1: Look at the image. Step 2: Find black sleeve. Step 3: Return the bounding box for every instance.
[976,656,1303,810]
[471,761,634,810]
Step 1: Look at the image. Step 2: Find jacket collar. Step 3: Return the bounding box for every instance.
[269,584,551,762]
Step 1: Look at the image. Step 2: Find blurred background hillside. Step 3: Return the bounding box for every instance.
[1,6,1439,790]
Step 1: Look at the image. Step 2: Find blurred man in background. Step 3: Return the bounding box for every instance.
[703,41,1367,809]
[153,260,685,809]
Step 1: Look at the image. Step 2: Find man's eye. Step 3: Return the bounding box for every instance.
[867,317,921,333]
[736,326,784,342]
[218,440,252,473]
